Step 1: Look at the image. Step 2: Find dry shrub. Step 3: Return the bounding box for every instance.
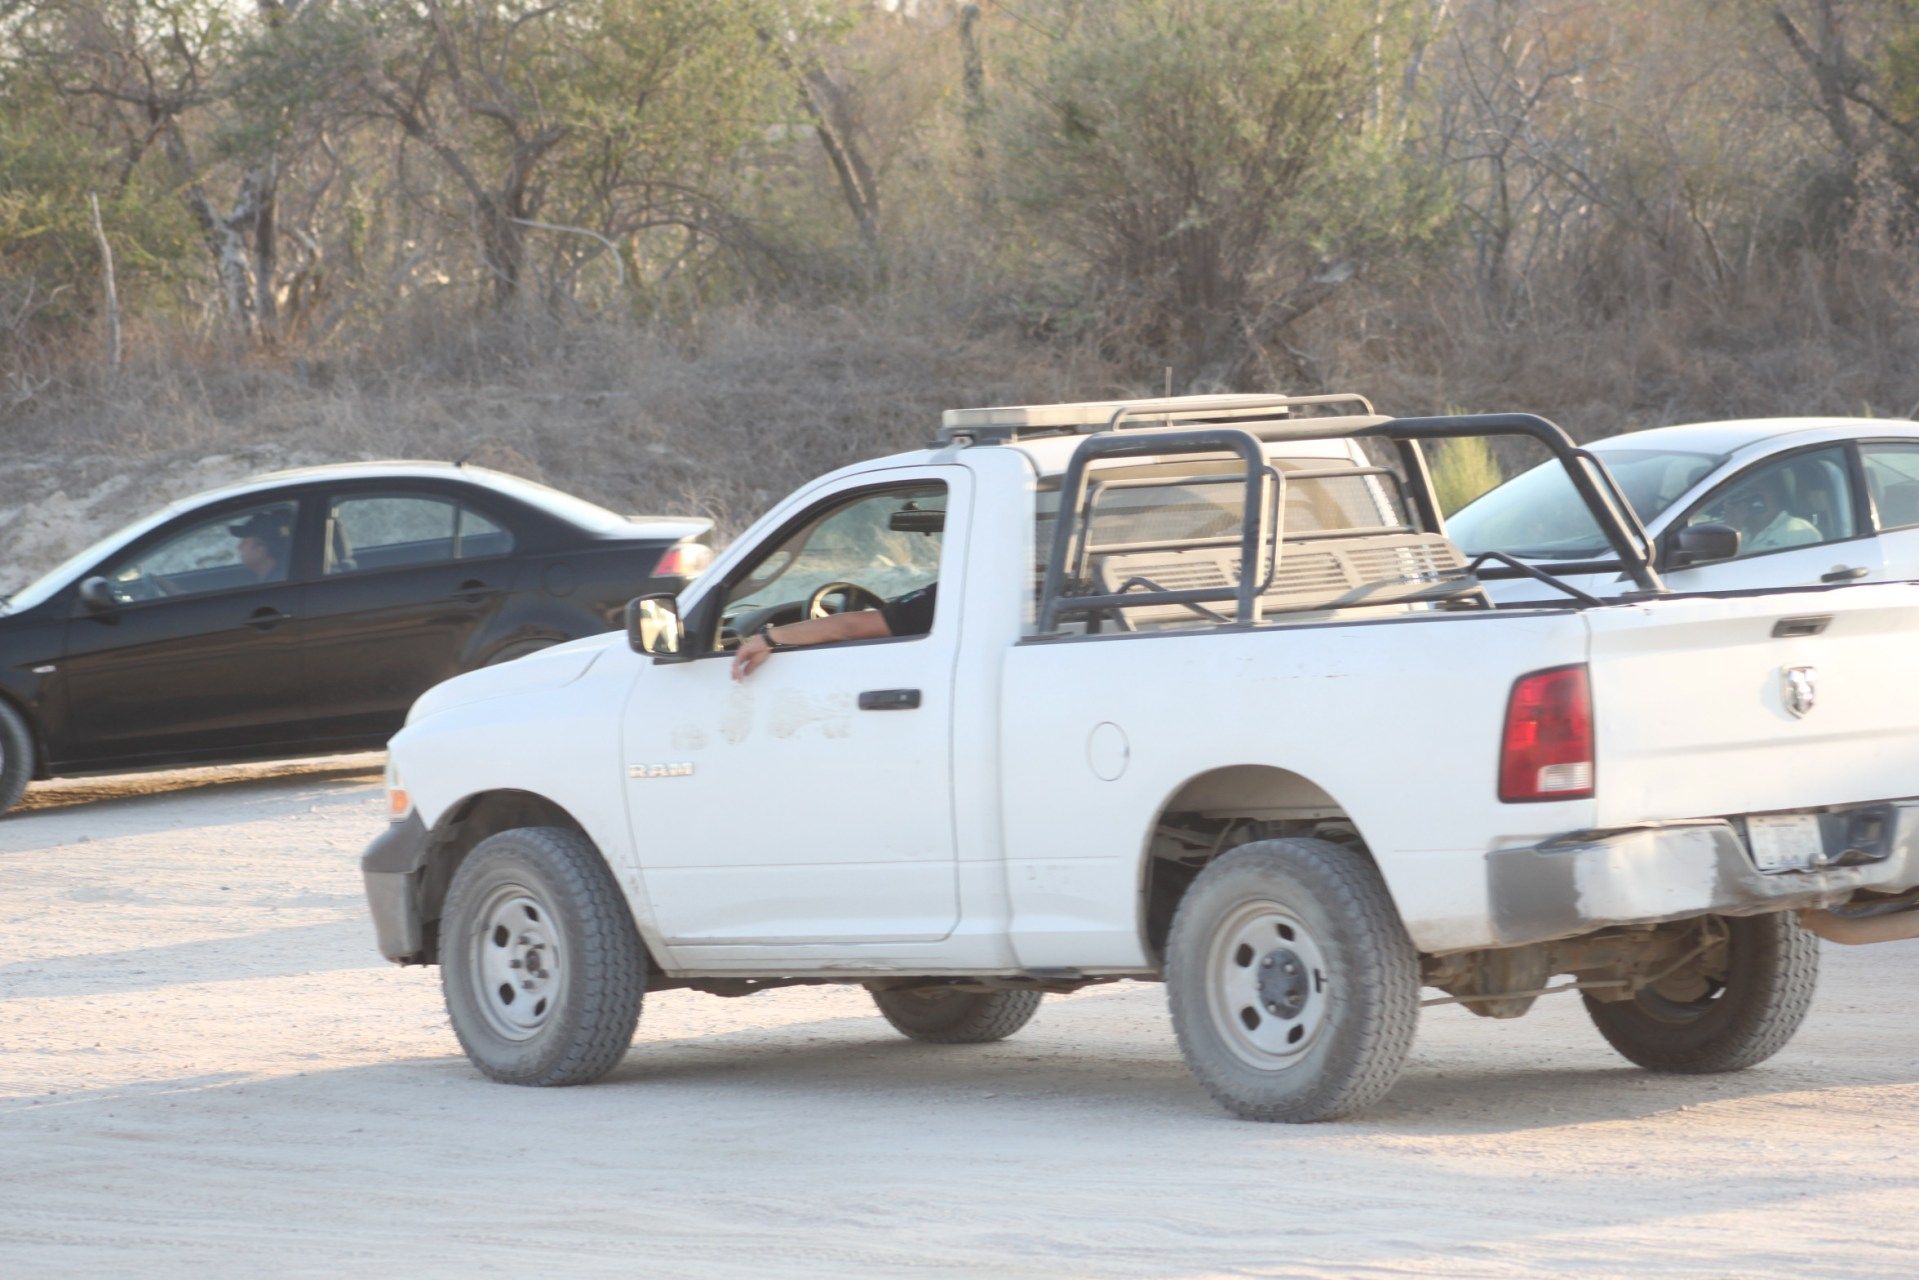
[10,238,1919,594]
[1429,436,1504,515]
[0,302,1115,590]
[1318,246,1919,454]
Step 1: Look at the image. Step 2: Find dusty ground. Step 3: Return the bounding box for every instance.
[1,760,1915,1279]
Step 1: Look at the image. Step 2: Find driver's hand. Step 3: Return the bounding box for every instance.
[732,633,772,682]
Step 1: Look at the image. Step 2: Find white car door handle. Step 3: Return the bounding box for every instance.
[1821,565,1870,583]
[858,688,921,711]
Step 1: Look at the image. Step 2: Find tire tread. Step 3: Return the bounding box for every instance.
[441,826,646,1086]
[1584,912,1819,1074]
[1166,837,1420,1122]
[0,700,33,818]
[872,988,1042,1044]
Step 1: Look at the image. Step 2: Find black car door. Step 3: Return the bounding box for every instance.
[59,496,311,765]
[299,486,524,741]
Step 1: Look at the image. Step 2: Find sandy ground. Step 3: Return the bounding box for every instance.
[2,760,1916,1279]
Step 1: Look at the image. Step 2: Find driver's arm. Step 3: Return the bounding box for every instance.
[731,609,891,681]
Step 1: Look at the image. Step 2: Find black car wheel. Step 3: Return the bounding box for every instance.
[0,699,33,817]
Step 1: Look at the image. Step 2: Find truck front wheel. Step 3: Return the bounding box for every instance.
[440,826,647,1086]
[871,986,1041,1044]
[1165,838,1420,1122]
[1583,912,1818,1073]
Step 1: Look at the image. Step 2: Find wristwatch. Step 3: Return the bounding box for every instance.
[757,621,786,650]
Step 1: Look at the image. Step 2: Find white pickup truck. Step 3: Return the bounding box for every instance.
[362,393,1919,1122]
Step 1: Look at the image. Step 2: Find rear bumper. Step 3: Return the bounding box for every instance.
[1485,799,1919,949]
[362,812,432,964]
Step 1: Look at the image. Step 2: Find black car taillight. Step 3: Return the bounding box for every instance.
[653,541,712,577]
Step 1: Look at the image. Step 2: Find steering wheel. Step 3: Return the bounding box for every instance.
[806,581,886,620]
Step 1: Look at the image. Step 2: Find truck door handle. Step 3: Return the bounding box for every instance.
[858,688,921,711]
[1821,565,1869,583]
[246,607,294,630]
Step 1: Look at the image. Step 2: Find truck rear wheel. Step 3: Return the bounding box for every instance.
[440,826,646,1086]
[1583,913,1818,1073]
[1165,838,1420,1122]
[871,986,1041,1043]
[0,699,33,817]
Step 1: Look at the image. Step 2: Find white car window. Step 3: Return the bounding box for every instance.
[1684,447,1855,559]
[1448,448,1720,560]
[1862,443,1919,530]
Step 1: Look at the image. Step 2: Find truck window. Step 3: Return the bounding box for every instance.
[714,482,947,648]
[1031,456,1401,633]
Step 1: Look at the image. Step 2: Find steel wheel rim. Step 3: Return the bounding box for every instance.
[470,883,565,1042]
[1205,900,1330,1071]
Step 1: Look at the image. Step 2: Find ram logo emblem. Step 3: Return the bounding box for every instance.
[1781,665,1817,719]
[628,762,695,779]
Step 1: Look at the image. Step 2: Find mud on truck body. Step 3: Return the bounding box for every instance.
[363,393,1919,1121]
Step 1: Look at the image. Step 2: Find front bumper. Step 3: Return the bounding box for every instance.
[1485,799,1919,949]
[362,812,433,964]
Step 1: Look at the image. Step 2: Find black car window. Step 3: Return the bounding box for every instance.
[325,494,515,575]
[102,500,297,603]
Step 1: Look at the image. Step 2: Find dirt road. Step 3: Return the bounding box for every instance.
[2,760,1915,1278]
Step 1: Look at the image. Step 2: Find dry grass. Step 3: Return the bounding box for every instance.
[8,246,1919,592]
[0,303,1116,590]
[1325,250,1919,446]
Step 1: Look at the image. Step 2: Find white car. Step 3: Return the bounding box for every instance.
[1449,417,1919,600]
[362,395,1919,1122]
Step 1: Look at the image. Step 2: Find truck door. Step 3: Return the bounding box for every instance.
[619,469,966,953]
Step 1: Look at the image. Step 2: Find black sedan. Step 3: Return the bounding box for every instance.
[0,462,711,814]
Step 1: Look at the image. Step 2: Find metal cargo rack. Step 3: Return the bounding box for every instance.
[938,392,1379,445]
[997,394,1662,636]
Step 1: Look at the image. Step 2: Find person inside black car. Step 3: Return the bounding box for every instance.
[229,511,293,582]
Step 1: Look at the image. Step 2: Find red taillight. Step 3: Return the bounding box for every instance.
[1499,665,1594,803]
[653,541,712,578]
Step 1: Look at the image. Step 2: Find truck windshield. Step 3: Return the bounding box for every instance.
[1447,447,1721,560]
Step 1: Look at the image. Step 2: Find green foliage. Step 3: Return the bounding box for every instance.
[1429,436,1505,517]
[990,0,1451,386]
[0,61,199,342]
[2,0,1916,407]
[231,0,806,308]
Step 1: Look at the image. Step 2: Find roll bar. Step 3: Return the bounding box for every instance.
[1030,409,1664,636]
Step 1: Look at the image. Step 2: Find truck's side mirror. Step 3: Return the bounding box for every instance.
[1669,522,1741,568]
[626,593,689,662]
[77,576,117,613]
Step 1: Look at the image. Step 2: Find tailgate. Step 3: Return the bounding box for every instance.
[1585,583,1919,827]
